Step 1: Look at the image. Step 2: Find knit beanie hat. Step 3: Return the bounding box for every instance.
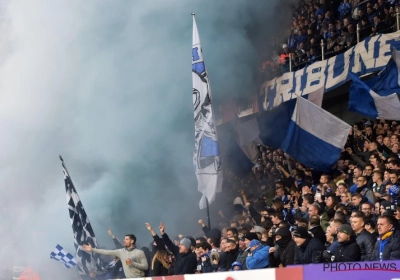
[292,226,309,239]
[244,232,259,241]
[186,236,196,247]
[338,224,355,237]
[180,238,191,250]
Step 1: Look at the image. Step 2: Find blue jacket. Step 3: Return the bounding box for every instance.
[246,245,270,269]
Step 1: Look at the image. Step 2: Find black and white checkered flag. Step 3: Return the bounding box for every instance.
[50,244,77,269]
[60,155,104,276]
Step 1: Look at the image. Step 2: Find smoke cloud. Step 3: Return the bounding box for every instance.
[0,0,297,278]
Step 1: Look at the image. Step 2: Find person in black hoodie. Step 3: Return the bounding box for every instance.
[269,227,295,267]
[324,224,361,262]
[293,226,325,264]
[159,222,197,275]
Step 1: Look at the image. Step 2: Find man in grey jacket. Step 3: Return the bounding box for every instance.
[83,234,148,278]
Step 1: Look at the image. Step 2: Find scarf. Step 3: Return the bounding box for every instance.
[379,231,393,261]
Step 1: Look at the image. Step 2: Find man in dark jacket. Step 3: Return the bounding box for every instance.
[293,227,325,264]
[325,224,361,262]
[222,239,240,270]
[235,236,248,270]
[350,213,376,261]
[309,215,326,244]
[372,215,400,261]
[159,223,197,275]
[269,227,295,267]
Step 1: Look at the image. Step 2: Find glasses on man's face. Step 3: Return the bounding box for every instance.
[362,208,371,211]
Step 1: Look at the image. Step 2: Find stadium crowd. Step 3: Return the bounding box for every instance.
[79,1,400,279]
[262,0,399,80]
[84,116,400,279]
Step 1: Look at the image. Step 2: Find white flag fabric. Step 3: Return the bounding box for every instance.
[370,90,400,120]
[233,117,262,163]
[192,15,223,209]
[307,86,324,107]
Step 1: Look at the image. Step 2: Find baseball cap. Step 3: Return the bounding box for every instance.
[282,43,288,48]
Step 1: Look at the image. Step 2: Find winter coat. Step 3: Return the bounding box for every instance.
[310,225,326,244]
[221,248,240,271]
[332,238,361,262]
[246,245,270,269]
[355,230,376,261]
[151,259,169,276]
[294,237,325,264]
[236,248,248,270]
[162,233,198,275]
[371,230,400,261]
[270,239,296,267]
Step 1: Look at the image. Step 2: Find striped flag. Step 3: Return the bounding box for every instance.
[192,14,223,209]
[60,155,104,276]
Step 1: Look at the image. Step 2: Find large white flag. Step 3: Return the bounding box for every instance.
[192,14,223,209]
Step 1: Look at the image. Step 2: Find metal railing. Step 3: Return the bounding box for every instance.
[263,14,400,77]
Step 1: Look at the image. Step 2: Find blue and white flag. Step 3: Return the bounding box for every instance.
[258,86,324,150]
[365,48,400,96]
[349,73,400,120]
[50,244,77,269]
[59,156,104,276]
[192,15,222,209]
[281,97,351,171]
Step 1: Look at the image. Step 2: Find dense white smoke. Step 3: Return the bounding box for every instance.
[0,0,297,278]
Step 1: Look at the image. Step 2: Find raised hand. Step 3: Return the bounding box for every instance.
[107,228,115,238]
[145,223,153,231]
[198,219,205,226]
[82,244,93,252]
[159,222,165,234]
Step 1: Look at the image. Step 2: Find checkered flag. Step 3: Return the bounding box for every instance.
[60,155,104,276]
[50,244,77,269]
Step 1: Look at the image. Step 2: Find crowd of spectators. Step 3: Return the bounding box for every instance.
[261,0,399,81]
[89,115,400,279]
[79,1,400,279]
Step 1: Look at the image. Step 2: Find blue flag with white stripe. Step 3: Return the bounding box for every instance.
[192,15,223,209]
[50,244,77,269]
[348,73,400,120]
[258,86,324,150]
[281,96,351,171]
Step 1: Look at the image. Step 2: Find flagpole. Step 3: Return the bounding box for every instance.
[206,197,211,229]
